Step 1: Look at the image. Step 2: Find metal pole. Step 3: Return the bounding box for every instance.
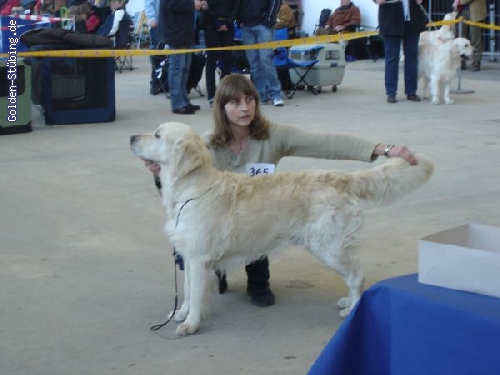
[451,19,475,95]
[489,2,498,62]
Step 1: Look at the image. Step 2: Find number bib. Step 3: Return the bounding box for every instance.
[245,163,276,177]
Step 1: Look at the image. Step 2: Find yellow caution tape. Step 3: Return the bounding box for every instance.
[425,18,462,28]
[425,17,500,31]
[463,19,500,31]
[1,30,378,58]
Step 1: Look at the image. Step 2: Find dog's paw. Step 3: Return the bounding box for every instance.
[339,307,351,318]
[337,296,351,309]
[176,322,200,336]
[444,99,455,105]
[167,308,188,322]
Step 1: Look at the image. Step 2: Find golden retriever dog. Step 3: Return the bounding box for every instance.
[420,11,457,45]
[418,37,473,105]
[130,122,434,335]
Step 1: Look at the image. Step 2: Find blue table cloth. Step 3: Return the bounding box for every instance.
[308,274,500,375]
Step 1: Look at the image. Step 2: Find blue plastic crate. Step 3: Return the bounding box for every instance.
[0,16,50,53]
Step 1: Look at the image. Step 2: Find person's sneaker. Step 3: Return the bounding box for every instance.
[406,94,421,102]
[208,99,214,108]
[387,95,397,103]
[150,85,163,95]
[216,271,227,294]
[172,106,196,115]
[187,103,201,111]
[273,98,284,107]
[470,65,480,72]
[247,285,275,307]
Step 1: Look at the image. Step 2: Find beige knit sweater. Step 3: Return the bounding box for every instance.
[206,123,378,174]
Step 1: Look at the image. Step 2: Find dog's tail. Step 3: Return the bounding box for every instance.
[347,154,434,206]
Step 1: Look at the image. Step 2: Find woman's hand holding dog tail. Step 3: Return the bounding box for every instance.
[373,144,418,165]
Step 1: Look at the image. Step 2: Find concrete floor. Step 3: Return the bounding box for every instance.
[1,56,499,375]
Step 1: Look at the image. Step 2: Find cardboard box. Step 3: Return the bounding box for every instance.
[418,224,500,298]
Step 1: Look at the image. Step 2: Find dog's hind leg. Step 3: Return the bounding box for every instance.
[308,241,364,318]
[420,76,429,100]
[333,253,364,318]
[429,75,440,105]
[176,259,206,335]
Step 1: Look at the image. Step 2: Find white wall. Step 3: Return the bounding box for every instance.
[126,0,144,18]
[300,0,379,36]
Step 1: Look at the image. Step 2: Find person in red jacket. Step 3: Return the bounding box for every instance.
[324,0,361,34]
[80,2,101,33]
[0,0,20,15]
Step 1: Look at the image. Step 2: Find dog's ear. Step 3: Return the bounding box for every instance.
[173,138,206,178]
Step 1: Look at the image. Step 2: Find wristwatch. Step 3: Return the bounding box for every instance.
[384,144,395,157]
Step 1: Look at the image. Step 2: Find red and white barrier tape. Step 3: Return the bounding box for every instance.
[8,14,73,22]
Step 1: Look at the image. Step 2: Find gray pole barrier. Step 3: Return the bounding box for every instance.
[451,18,475,94]
[489,2,498,62]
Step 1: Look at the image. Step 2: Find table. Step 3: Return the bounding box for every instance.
[308,274,500,375]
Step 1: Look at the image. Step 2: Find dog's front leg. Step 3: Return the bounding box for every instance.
[176,259,205,335]
[443,83,454,105]
[168,258,191,322]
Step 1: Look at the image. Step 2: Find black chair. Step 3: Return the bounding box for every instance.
[114,12,134,73]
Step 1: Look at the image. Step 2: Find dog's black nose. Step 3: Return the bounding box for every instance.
[130,135,137,144]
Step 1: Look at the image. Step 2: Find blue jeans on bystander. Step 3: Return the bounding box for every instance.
[168,50,192,111]
[241,24,282,103]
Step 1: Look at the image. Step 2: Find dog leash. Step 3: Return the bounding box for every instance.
[150,199,193,332]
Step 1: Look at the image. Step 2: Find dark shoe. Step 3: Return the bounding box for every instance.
[461,61,467,70]
[216,271,227,294]
[406,94,421,102]
[172,106,195,115]
[247,285,275,307]
[150,85,163,95]
[187,103,201,111]
[470,66,480,72]
[387,95,397,103]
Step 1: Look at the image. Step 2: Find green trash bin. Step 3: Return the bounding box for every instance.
[0,60,32,135]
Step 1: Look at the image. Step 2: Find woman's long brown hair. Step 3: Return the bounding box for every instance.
[210,74,270,147]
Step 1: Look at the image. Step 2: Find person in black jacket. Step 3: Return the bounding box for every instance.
[157,0,206,114]
[200,0,240,107]
[238,0,284,108]
[374,0,426,103]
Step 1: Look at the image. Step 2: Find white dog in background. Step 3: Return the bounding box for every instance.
[420,11,457,45]
[418,37,473,105]
[130,122,434,335]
